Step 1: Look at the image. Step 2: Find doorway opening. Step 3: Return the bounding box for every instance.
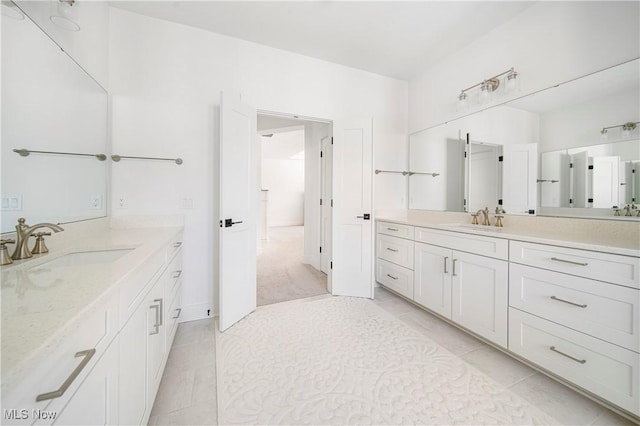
[256,112,332,306]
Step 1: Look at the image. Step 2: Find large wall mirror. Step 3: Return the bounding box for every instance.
[409,58,639,220]
[1,3,108,233]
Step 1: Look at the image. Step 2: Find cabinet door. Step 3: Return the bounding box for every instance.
[146,277,166,408]
[53,339,119,425]
[414,242,452,319]
[119,303,148,425]
[452,251,508,347]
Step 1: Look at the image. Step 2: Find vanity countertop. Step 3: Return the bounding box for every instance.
[0,224,183,396]
[377,215,640,257]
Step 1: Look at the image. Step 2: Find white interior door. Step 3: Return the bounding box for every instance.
[320,135,332,277]
[331,119,373,298]
[219,92,257,331]
[593,156,620,208]
[503,143,537,215]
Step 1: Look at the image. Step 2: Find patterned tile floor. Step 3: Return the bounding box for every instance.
[149,288,637,425]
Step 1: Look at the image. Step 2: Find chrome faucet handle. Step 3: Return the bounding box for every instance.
[30,232,52,254]
[494,215,504,227]
[614,208,621,216]
[470,214,479,225]
[1,239,15,266]
[624,204,633,216]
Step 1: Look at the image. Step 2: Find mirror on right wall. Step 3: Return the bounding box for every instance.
[409,58,639,220]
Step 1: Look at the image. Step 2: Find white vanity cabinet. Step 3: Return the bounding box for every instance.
[413,227,508,348]
[508,240,640,416]
[119,234,183,426]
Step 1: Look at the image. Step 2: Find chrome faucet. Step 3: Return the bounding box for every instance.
[623,204,634,216]
[11,218,64,260]
[475,207,490,225]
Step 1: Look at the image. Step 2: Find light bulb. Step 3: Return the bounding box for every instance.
[457,92,468,111]
[479,82,491,105]
[50,0,80,31]
[2,1,25,19]
[621,122,636,138]
[600,128,608,141]
[506,71,519,94]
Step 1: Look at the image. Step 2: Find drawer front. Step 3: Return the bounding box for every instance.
[165,252,183,300]
[415,227,508,260]
[377,234,414,269]
[377,221,414,240]
[166,233,184,262]
[167,283,183,348]
[510,263,639,352]
[119,250,165,327]
[376,259,414,300]
[509,308,640,415]
[510,241,640,289]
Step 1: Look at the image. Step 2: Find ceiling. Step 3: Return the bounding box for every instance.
[110,1,535,81]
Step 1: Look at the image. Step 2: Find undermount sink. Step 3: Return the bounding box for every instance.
[33,248,135,269]
[446,223,504,233]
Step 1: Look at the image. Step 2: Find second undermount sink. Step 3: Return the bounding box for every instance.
[33,248,135,269]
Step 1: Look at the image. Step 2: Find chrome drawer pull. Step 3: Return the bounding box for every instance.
[443,256,448,274]
[550,257,588,266]
[173,242,182,248]
[172,308,182,319]
[150,304,160,335]
[155,298,164,326]
[550,295,587,308]
[549,346,586,364]
[386,227,399,231]
[36,349,96,402]
[173,270,182,279]
[452,259,457,277]
[386,247,399,252]
[386,274,398,280]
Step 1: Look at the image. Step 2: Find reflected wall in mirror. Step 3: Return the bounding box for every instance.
[409,57,639,220]
[1,4,108,233]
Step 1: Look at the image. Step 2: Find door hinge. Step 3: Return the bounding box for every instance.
[588,198,594,203]
[331,137,334,145]
[464,152,467,158]
[588,165,594,170]
[569,163,573,168]
[330,261,333,269]
[331,199,333,207]
[319,246,322,253]
[320,198,323,206]
[498,199,503,205]
[320,151,323,158]
[219,220,222,228]
[498,156,503,162]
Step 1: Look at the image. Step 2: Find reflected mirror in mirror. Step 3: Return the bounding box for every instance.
[1,3,108,233]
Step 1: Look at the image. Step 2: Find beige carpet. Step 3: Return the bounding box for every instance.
[216,297,559,425]
[257,226,328,306]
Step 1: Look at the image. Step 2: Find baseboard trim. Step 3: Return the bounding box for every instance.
[179,301,213,323]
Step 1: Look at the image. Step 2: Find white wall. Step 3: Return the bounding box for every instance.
[16,0,110,88]
[261,130,305,227]
[409,1,640,133]
[108,7,408,319]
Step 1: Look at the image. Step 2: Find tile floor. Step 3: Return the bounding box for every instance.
[149,287,638,425]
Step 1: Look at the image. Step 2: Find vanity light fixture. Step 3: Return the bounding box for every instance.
[50,0,80,31]
[600,121,639,140]
[457,67,518,108]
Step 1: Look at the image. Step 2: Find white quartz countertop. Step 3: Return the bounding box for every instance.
[377,216,640,257]
[1,224,183,395]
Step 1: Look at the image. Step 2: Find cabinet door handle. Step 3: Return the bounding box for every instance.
[36,349,96,402]
[549,346,586,364]
[172,308,182,319]
[173,242,182,248]
[550,257,588,266]
[443,256,448,274]
[386,273,398,280]
[173,270,182,279]
[386,227,399,231]
[550,295,587,308]
[155,298,164,326]
[149,304,160,335]
[386,247,398,252]
[452,259,457,277]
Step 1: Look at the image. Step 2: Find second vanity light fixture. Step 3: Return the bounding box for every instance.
[50,0,80,31]
[601,121,639,140]
[457,67,519,110]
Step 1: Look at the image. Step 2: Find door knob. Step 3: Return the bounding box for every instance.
[356,214,370,220]
[224,218,244,227]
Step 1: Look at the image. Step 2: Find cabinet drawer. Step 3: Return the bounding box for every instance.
[165,253,183,300]
[166,234,183,263]
[377,221,414,240]
[376,259,414,300]
[415,227,508,260]
[510,241,640,289]
[509,308,640,415]
[377,234,414,269]
[510,263,640,352]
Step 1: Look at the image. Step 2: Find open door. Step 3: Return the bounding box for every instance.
[219,92,257,331]
[331,119,373,298]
